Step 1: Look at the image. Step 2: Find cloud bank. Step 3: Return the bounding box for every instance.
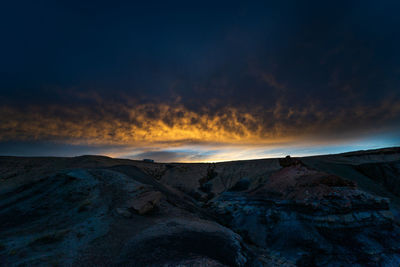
[1,1,400,161]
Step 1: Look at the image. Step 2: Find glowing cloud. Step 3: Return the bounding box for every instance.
[1,96,399,151]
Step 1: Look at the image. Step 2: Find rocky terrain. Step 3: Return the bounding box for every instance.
[1,147,400,266]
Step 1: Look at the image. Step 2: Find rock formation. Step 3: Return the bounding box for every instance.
[1,148,400,266]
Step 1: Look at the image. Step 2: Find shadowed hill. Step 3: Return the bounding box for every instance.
[1,148,400,266]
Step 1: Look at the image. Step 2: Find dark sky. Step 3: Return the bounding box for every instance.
[1,0,400,161]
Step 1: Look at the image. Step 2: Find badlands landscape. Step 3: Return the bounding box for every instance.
[1,147,400,266]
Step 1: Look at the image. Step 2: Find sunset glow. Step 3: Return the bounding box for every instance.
[1,1,400,161]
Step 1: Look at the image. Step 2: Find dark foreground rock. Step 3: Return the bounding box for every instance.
[209,165,400,266]
[117,219,247,266]
[0,150,400,266]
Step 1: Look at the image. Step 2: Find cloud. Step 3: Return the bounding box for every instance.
[0,94,399,150]
[1,1,400,162]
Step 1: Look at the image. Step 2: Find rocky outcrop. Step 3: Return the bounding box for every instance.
[115,182,164,217]
[209,164,400,266]
[126,190,163,215]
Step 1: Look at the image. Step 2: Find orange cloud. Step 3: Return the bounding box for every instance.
[0,104,286,146]
[0,97,399,149]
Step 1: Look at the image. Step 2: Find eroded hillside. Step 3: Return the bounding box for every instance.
[1,148,400,266]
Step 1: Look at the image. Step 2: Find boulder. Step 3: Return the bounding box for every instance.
[279,156,304,167]
[117,219,248,266]
[127,190,163,215]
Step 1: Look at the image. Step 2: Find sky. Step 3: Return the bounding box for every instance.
[1,0,400,162]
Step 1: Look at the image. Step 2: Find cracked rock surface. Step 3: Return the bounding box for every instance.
[1,148,400,266]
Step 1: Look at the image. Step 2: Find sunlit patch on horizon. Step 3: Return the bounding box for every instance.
[106,133,400,162]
